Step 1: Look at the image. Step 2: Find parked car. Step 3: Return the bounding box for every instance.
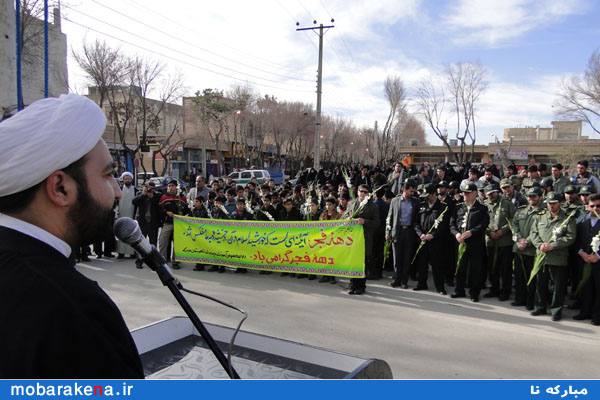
[227,169,271,186]
[147,176,189,195]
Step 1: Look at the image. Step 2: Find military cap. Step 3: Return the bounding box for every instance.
[527,187,543,196]
[546,192,564,203]
[436,180,449,188]
[461,182,478,193]
[448,181,461,189]
[500,178,513,188]
[540,177,554,188]
[563,185,577,194]
[579,185,595,195]
[484,184,500,194]
[417,184,424,192]
[420,183,436,197]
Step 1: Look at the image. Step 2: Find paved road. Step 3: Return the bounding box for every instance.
[77,257,600,379]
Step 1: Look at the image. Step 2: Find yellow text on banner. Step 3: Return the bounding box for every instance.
[173,216,365,277]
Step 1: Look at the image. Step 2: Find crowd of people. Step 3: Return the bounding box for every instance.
[93,158,600,324]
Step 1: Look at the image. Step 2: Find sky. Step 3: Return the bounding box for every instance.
[59,0,600,145]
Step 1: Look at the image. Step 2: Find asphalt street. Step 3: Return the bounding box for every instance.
[77,256,600,379]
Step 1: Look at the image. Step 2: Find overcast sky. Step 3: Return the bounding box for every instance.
[60,0,600,144]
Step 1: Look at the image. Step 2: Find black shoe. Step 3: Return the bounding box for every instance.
[348,289,356,295]
[208,266,218,272]
[526,305,534,311]
[400,283,409,289]
[573,313,590,321]
[470,296,479,303]
[104,253,115,258]
[389,281,401,288]
[172,263,180,270]
[281,272,289,276]
[136,263,143,269]
[117,254,125,259]
[439,290,447,295]
[318,276,330,283]
[498,294,509,301]
[531,309,546,316]
[297,274,307,279]
[96,254,103,259]
[353,288,365,295]
[193,265,205,271]
[592,320,600,326]
[234,269,243,274]
[308,275,316,280]
[412,286,428,291]
[329,278,336,284]
[552,314,561,322]
[451,292,466,298]
[483,291,499,298]
[511,301,525,307]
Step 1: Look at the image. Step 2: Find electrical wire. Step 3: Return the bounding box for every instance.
[62,4,312,89]
[62,16,315,93]
[180,286,248,379]
[83,0,312,83]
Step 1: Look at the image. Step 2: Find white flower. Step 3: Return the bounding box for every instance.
[217,203,229,216]
[261,210,275,221]
[433,220,440,229]
[512,235,518,243]
[592,236,600,254]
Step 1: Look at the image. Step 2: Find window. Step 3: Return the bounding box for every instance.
[229,172,239,179]
[255,171,263,178]
[241,172,251,179]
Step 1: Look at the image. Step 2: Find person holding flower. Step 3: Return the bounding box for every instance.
[344,184,379,295]
[449,182,490,302]
[529,192,576,321]
[574,193,600,325]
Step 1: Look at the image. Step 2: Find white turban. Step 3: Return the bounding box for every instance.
[121,171,133,179]
[0,94,106,197]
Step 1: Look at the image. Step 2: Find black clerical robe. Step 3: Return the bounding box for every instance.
[0,227,144,378]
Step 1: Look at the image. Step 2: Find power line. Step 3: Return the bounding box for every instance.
[62,5,312,90]
[80,0,312,84]
[63,16,314,94]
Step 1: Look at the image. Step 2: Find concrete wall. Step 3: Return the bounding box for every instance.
[0,4,68,116]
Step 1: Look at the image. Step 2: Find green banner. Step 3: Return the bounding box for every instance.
[173,216,365,277]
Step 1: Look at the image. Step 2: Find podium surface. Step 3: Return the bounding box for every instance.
[132,317,393,379]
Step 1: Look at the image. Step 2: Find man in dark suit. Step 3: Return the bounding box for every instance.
[132,181,162,268]
[0,95,143,378]
[574,193,600,325]
[386,179,420,288]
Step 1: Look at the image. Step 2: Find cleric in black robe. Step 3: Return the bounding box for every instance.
[0,94,144,378]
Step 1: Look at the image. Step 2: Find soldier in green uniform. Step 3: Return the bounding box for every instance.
[562,185,585,218]
[540,177,554,198]
[521,164,541,196]
[501,178,527,208]
[579,185,595,208]
[511,187,544,310]
[551,163,570,195]
[483,183,517,300]
[529,192,577,321]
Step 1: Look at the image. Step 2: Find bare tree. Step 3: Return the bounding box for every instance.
[555,49,600,135]
[446,62,488,161]
[226,83,256,168]
[377,75,406,165]
[414,78,459,162]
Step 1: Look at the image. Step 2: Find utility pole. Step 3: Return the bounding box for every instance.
[296,20,334,170]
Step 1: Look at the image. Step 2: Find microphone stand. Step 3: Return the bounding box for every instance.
[142,247,241,379]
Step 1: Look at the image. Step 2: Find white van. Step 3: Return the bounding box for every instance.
[227,169,271,186]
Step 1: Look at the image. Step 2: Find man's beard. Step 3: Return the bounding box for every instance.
[66,184,114,248]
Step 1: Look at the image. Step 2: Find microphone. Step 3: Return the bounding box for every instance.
[113,217,179,287]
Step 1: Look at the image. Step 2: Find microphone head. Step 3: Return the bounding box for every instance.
[113,217,141,245]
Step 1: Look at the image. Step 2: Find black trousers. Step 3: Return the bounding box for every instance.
[416,240,445,292]
[392,228,417,285]
[350,255,371,290]
[486,245,513,296]
[455,240,486,298]
[513,253,536,309]
[372,227,385,277]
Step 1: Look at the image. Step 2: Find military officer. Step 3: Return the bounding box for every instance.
[511,187,544,310]
[483,183,517,301]
[449,182,490,302]
[529,192,577,321]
